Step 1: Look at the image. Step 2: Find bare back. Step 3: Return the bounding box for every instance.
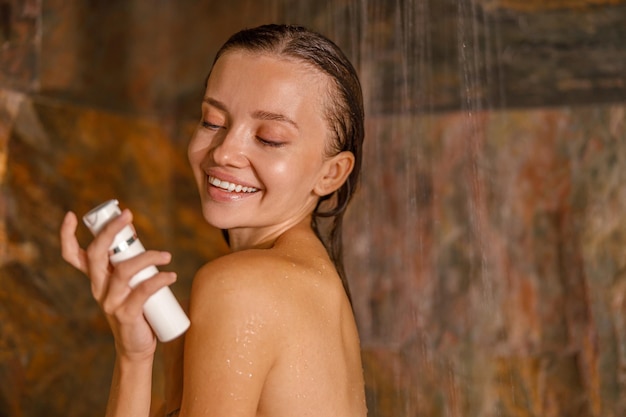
[179,223,366,417]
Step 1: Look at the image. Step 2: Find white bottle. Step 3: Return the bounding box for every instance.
[83,199,190,342]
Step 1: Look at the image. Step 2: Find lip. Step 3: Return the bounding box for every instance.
[204,169,260,202]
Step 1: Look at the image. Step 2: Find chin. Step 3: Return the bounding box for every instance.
[200,203,242,231]
[201,205,225,228]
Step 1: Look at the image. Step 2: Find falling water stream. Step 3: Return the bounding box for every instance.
[261,1,625,416]
[270,1,504,415]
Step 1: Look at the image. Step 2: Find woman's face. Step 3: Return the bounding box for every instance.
[188,50,335,241]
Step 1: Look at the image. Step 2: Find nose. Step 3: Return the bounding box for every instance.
[211,128,248,167]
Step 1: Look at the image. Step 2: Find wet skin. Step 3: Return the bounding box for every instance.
[175,51,367,416]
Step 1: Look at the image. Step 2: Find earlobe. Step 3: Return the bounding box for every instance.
[314,151,355,197]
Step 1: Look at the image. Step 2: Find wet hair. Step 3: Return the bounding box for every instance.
[210,24,364,303]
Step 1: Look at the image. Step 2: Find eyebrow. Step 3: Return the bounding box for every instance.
[203,97,227,112]
[203,97,299,131]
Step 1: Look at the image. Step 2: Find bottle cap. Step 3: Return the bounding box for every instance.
[82,199,122,235]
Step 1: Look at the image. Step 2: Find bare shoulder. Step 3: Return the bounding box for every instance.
[189,250,286,326]
[184,229,366,416]
[189,229,347,326]
[186,227,357,359]
[180,237,336,415]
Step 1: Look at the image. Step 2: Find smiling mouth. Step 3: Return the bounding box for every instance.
[208,176,259,193]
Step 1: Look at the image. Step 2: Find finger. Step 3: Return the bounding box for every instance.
[112,250,174,287]
[105,251,173,306]
[60,211,88,273]
[113,271,178,321]
[87,208,134,258]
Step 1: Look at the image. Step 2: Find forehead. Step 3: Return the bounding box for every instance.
[206,50,332,107]
[204,51,340,149]
[212,49,327,80]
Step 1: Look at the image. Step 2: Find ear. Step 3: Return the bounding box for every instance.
[314,151,355,197]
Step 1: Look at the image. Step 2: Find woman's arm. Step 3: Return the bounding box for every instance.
[162,302,188,416]
[106,356,154,417]
[179,256,282,416]
[60,211,177,417]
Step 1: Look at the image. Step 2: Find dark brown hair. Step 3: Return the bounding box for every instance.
[210,24,364,302]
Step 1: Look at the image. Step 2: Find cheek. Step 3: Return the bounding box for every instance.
[187,146,200,167]
[271,160,290,176]
[263,159,291,189]
[187,133,208,167]
[264,152,322,192]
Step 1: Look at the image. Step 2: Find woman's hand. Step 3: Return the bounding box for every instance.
[60,209,177,361]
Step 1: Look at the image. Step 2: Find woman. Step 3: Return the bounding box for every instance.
[60,24,367,417]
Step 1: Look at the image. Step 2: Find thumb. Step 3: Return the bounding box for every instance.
[60,211,89,274]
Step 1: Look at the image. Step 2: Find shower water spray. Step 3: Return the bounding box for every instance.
[82,199,190,342]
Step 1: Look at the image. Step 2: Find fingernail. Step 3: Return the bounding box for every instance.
[161,251,172,261]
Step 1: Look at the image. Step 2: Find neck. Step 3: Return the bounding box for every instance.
[226,215,313,252]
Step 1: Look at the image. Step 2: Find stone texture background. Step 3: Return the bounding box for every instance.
[1,0,626,416]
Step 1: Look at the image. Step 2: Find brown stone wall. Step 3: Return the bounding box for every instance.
[349,107,626,417]
[1,1,626,416]
[0,89,228,417]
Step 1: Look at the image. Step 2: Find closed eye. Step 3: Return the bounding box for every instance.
[256,136,285,148]
[201,121,223,130]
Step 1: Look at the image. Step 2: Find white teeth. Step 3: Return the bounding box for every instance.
[208,176,258,193]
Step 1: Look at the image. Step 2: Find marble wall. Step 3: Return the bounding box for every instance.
[1,1,626,416]
[350,106,626,417]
